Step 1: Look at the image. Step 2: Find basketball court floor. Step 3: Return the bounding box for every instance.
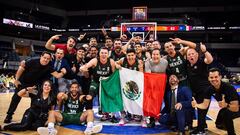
[0,92,239,135]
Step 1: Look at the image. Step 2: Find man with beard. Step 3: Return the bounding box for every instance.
[186,43,213,135]
[37,82,102,135]
[45,35,77,55]
[192,68,240,135]
[110,38,125,61]
[160,74,192,135]
[164,38,196,86]
[104,37,113,50]
[45,35,77,79]
[4,51,67,123]
[85,46,98,62]
[89,37,98,47]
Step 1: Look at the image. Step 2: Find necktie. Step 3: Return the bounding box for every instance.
[53,60,61,83]
[170,89,176,115]
[54,60,61,71]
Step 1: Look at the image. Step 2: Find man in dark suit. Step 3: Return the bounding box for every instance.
[51,48,71,94]
[159,74,192,135]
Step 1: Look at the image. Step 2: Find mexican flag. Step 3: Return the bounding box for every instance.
[100,68,167,117]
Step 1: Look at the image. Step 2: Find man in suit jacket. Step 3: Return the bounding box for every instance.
[159,74,192,135]
[51,48,71,94]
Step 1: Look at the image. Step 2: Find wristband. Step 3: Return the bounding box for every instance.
[203,51,208,54]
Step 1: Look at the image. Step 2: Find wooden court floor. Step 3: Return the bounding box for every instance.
[0,93,239,135]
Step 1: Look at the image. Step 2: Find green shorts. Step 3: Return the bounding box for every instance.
[61,112,82,125]
[89,80,99,96]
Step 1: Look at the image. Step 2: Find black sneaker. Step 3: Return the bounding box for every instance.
[146,117,155,128]
[100,113,109,121]
[216,124,226,130]
[4,115,12,123]
[110,116,119,123]
[190,129,206,135]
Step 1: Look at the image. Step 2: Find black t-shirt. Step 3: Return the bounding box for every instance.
[205,82,240,104]
[29,92,56,115]
[187,58,210,94]
[19,57,55,86]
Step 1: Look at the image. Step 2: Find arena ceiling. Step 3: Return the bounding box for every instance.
[1,0,239,12]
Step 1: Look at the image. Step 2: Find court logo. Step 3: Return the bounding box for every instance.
[122,80,141,100]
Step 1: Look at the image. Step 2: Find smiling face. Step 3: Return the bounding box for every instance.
[77,49,85,59]
[40,53,52,66]
[67,38,76,50]
[187,48,199,65]
[151,49,161,64]
[105,39,113,48]
[89,38,97,46]
[152,41,161,49]
[70,83,79,97]
[169,74,179,86]
[114,40,122,53]
[127,52,136,62]
[99,48,109,61]
[90,47,98,58]
[208,71,222,89]
[42,80,52,94]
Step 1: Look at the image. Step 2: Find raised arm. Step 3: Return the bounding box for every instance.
[200,42,213,64]
[45,35,62,51]
[80,58,98,72]
[170,38,196,55]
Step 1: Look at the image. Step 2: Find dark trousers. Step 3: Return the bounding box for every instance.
[6,86,22,117]
[216,108,240,135]
[159,109,190,132]
[194,92,209,131]
[4,108,46,131]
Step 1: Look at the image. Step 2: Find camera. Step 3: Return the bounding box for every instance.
[39,112,48,120]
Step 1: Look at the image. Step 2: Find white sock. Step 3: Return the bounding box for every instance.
[87,122,93,128]
[48,122,55,129]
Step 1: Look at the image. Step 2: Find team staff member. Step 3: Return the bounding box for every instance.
[192,68,240,135]
[4,51,66,123]
[186,43,213,134]
[1,80,55,131]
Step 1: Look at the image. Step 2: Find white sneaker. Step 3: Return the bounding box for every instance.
[37,127,57,135]
[84,124,103,135]
[118,118,126,126]
[141,120,147,128]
